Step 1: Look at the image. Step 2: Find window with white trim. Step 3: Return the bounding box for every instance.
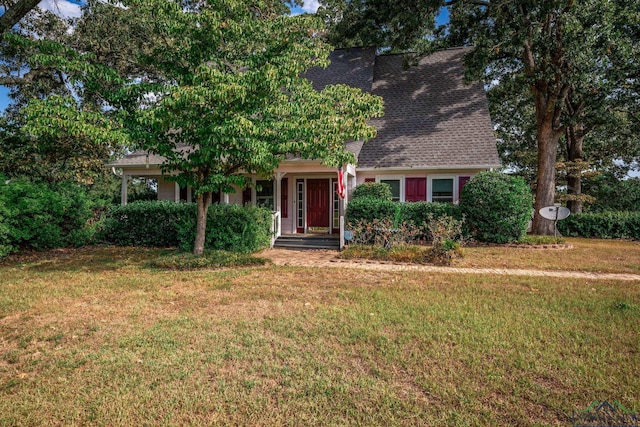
[428,175,456,203]
[376,176,404,202]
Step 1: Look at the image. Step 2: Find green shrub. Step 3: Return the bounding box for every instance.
[557,211,640,239]
[0,177,94,256]
[346,196,399,224]
[459,171,533,244]
[351,182,393,201]
[100,201,272,253]
[177,204,272,253]
[99,201,193,247]
[398,202,463,240]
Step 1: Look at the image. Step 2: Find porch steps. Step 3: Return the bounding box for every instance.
[273,235,340,250]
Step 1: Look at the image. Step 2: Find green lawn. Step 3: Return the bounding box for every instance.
[1,247,639,425]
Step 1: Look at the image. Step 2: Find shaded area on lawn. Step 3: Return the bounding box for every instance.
[0,247,639,425]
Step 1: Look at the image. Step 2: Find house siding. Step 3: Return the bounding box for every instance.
[157,177,177,201]
[356,169,485,202]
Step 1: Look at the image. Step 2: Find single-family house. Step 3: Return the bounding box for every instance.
[108,47,500,248]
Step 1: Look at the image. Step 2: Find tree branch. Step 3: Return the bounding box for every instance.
[443,0,489,6]
[0,0,42,34]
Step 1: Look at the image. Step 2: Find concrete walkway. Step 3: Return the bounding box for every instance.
[259,249,640,282]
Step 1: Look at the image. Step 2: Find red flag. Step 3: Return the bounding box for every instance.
[337,167,346,200]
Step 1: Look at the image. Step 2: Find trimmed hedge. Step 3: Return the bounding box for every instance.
[351,182,393,201]
[99,201,192,247]
[557,211,640,240]
[99,201,272,253]
[460,171,533,243]
[0,177,94,256]
[398,201,463,240]
[399,201,461,224]
[177,204,271,253]
[346,197,399,224]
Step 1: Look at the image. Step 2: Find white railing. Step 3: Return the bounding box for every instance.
[271,211,281,248]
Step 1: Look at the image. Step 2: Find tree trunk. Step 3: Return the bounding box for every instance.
[531,122,560,235]
[193,191,212,256]
[566,125,585,214]
[0,0,42,34]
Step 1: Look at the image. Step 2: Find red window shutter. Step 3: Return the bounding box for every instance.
[458,176,471,202]
[281,178,288,218]
[405,178,426,202]
[364,178,375,183]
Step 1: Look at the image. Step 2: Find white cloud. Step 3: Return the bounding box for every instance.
[37,0,82,19]
[302,0,320,13]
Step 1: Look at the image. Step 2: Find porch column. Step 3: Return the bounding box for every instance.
[223,193,230,204]
[275,172,286,213]
[120,174,128,205]
[174,182,180,202]
[275,172,286,238]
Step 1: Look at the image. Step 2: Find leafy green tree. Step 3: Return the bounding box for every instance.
[108,0,383,255]
[449,0,640,232]
[317,0,443,52]
[0,5,132,185]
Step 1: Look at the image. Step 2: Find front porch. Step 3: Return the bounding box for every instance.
[112,159,356,251]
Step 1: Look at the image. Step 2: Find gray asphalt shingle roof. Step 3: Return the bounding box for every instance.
[304,47,376,92]
[304,47,499,169]
[110,47,499,170]
[362,48,499,169]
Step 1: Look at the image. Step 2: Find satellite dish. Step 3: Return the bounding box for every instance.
[539,205,570,221]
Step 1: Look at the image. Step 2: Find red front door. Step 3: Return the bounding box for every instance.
[307,179,330,228]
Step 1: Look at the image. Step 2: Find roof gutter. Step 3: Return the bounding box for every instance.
[355,164,501,172]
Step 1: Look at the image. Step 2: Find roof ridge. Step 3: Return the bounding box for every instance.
[376,46,471,57]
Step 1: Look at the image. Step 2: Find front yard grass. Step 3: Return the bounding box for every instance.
[340,238,640,274]
[1,246,638,425]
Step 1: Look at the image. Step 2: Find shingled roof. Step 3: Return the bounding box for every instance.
[307,47,500,170]
[364,48,498,169]
[110,47,499,171]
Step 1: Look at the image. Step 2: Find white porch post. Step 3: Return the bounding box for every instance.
[275,172,285,238]
[120,174,128,205]
[223,193,230,204]
[174,182,180,202]
[340,165,356,250]
[275,173,286,211]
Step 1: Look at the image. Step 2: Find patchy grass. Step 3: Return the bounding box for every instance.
[339,244,462,266]
[457,238,640,274]
[517,235,566,245]
[146,250,269,270]
[339,244,429,264]
[340,238,640,274]
[0,246,638,425]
